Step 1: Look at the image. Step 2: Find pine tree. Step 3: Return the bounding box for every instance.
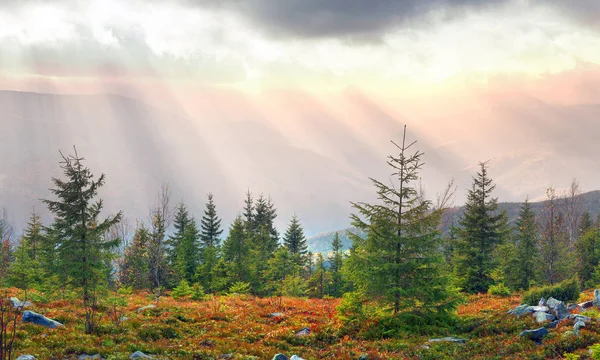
[329,232,344,297]
[283,215,308,263]
[43,149,122,334]
[514,199,540,290]
[222,216,250,284]
[264,247,302,297]
[167,203,200,284]
[197,193,223,291]
[243,190,254,232]
[453,161,506,294]
[119,225,151,290]
[347,126,459,315]
[9,211,45,290]
[538,187,571,285]
[147,186,171,296]
[308,253,331,298]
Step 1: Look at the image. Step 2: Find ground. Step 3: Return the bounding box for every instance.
[7,289,600,359]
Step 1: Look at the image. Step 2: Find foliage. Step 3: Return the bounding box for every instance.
[228,281,251,295]
[522,277,580,304]
[329,232,344,297]
[167,202,200,284]
[283,215,308,260]
[514,199,540,290]
[538,187,571,285]
[487,283,511,297]
[171,279,193,300]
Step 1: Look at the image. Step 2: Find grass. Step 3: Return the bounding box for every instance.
[5,289,600,359]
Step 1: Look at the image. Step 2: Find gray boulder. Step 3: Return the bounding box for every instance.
[429,337,468,344]
[520,327,550,342]
[544,320,560,329]
[22,311,63,328]
[78,355,103,360]
[16,356,36,360]
[547,297,562,309]
[552,302,570,320]
[136,304,157,313]
[579,300,594,309]
[268,312,285,318]
[574,320,586,336]
[529,306,549,313]
[570,314,591,322]
[272,355,288,360]
[507,305,532,316]
[567,303,579,311]
[295,327,310,336]
[290,356,305,360]
[130,351,153,359]
[538,297,546,306]
[534,312,555,323]
[10,297,33,309]
[595,289,600,307]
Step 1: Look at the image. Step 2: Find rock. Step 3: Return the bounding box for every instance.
[552,302,570,320]
[78,355,103,360]
[16,356,36,360]
[579,300,594,309]
[534,312,555,323]
[544,320,560,329]
[539,297,546,306]
[429,337,468,344]
[220,355,234,359]
[10,297,33,309]
[570,314,591,322]
[520,327,550,342]
[547,297,561,309]
[574,320,586,336]
[594,289,600,307]
[290,356,305,360]
[22,311,63,328]
[130,351,153,359]
[507,305,532,316]
[358,356,368,360]
[295,327,310,336]
[268,312,285,318]
[529,306,549,313]
[567,303,579,311]
[120,315,129,322]
[136,304,157,313]
[272,355,288,360]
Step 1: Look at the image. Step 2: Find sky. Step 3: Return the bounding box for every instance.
[2,0,600,235]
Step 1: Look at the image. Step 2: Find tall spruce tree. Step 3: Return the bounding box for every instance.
[119,225,151,290]
[283,215,308,259]
[514,199,540,290]
[9,211,45,289]
[168,203,200,284]
[222,216,250,284]
[329,232,344,297]
[453,161,506,294]
[197,193,223,291]
[148,185,171,295]
[347,126,459,315]
[43,149,122,334]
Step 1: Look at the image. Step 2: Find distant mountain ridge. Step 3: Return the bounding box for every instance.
[307,190,600,253]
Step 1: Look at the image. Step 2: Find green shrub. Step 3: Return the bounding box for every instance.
[172,280,193,300]
[228,281,251,295]
[522,277,580,305]
[282,275,307,297]
[488,283,511,297]
[191,283,205,301]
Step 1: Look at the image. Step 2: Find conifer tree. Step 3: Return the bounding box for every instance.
[9,211,45,289]
[43,149,122,334]
[264,247,303,297]
[119,225,151,290]
[329,232,344,297]
[197,193,223,291]
[167,203,200,284]
[453,161,506,294]
[283,215,308,262]
[538,187,571,285]
[514,199,540,290]
[347,126,459,315]
[308,253,330,298]
[147,185,171,295]
[222,216,250,284]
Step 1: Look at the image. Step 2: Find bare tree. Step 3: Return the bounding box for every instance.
[538,187,570,285]
[148,184,172,302]
[108,216,133,255]
[562,179,583,247]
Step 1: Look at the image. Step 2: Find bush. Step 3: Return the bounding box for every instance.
[282,275,307,297]
[522,277,580,305]
[191,283,205,301]
[172,280,193,300]
[488,283,511,297]
[228,281,251,295]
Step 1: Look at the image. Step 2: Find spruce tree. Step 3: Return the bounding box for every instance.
[538,187,571,285]
[283,215,308,261]
[308,253,330,298]
[119,225,151,290]
[43,149,122,334]
[514,199,539,290]
[9,211,45,290]
[197,193,223,291]
[264,247,303,297]
[222,216,250,284]
[167,203,200,284]
[329,232,344,297]
[453,161,506,294]
[348,126,459,315]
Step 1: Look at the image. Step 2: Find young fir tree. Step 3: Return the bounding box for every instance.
[9,211,45,289]
[308,253,331,298]
[197,193,223,292]
[43,149,122,334]
[329,232,344,297]
[575,212,599,288]
[512,199,540,290]
[264,247,304,297]
[148,203,169,294]
[538,187,571,285]
[222,216,250,284]
[119,225,151,290]
[168,203,200,284]
[347,126,459,315]
[283,215,308,264]
[453,161,507,294]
